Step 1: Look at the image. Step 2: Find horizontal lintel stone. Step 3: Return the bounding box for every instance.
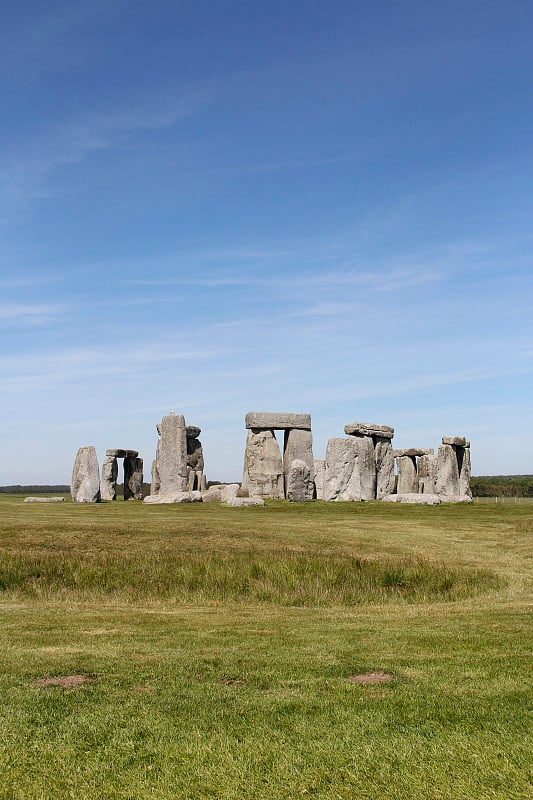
[393,447,434,457]
[441,436,470,447]
[245,411,311,430]
[106,448,139,458]
[344,421,394,439]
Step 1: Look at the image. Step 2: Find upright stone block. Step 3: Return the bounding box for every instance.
[283,428,314,499]
[323,436,375,502]
[101,456,118,501]
[313,459,326,500]
[286,459,314,502]
[124,456,143,500]
[158,412,188,496]
[375,437,395,498]
[436,444,460,497]
[242,429,284,499]
[71,446,101,503]
[396,454,418,494]
[186,433,205,492]
[459,445,472,498]
[417,453,436,494]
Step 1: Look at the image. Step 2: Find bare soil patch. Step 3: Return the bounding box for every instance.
[347,671,394,684]
[34,674,93,688]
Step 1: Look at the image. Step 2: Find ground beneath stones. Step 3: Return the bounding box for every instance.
[347,671,394,684]
[34,674,93,688]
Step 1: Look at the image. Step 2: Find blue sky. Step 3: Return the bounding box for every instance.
[1,0,532,483]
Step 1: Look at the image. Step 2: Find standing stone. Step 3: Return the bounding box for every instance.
[374,437,395,498]
[418,452,436,494]
[124,456,143,500]
[101,456,118,501]
[313,459,326,500]
[283,428,314,499]
[71,446,101,503]
[242,429,284,499]
[286,459,314,502]
[158,412,188,496]
[186,434,205,492]
[395,454,419,494]
[459,445,472,499]
[151,458,160,495]
[323,437,375,502]
[436,444,460,498]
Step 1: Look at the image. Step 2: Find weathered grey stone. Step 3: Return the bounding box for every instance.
[393,448,434,457]
[323,436,376,501]
[24,497,65,503]
[344,422,394,439]
[236,485,249,497]
[124,456,143,500]
[313,459,326,500]
[245,411,311,430]
[417,453,436,494]
[71,446,101,503]
[143,490,203,504]
[459,446,472,499]
[186,425,201,439]
[442,436,470,447]
[396,454,418,494]
[151,458,160,495]
[225,496,265,507]
[158,412,188,496]
[382,493,441,505]
[101,456,118,501]
[436,444,460,497]
[283,428,314,499]
[201,487,221,502]
[219,484,240,502]
[106,448,138,458]
[242,429,284,499]
[438,494,473,503]
[186,437,204,492]
[375,437,395,498]
[286,459,314,502]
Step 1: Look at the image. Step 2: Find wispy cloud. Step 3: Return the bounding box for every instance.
[0,303,66,324]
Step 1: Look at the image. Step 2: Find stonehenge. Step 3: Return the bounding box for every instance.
[242,411,314,500]
[70,411,472,507]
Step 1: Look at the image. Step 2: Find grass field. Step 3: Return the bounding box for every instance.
[0,495,531,799]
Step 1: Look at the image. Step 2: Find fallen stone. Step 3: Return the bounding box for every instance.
[323,436,376,501]
[217,484,240,501]
[245,411,311,430]
[442,436,470,447]
[438,494,473,503]
[225,496,265,507]
[201,487,221,502]
[395,454,418,494]
[24,497,64,503]
[143,490,203,504]
[124,456,143,500]
[71,446,101,503]
[106,448,139,458]
[313,459,326,500]
[286,459,314,502]
[283,428,314,499]
[344,422,394,439]
[186,425,201,439]
[100,456,118,501]
[242,429,284,499]
[382,493,441,505]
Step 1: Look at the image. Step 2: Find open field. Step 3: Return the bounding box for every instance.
[0,495,531,799]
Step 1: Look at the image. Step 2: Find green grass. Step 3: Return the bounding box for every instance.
[0,494,531,799]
